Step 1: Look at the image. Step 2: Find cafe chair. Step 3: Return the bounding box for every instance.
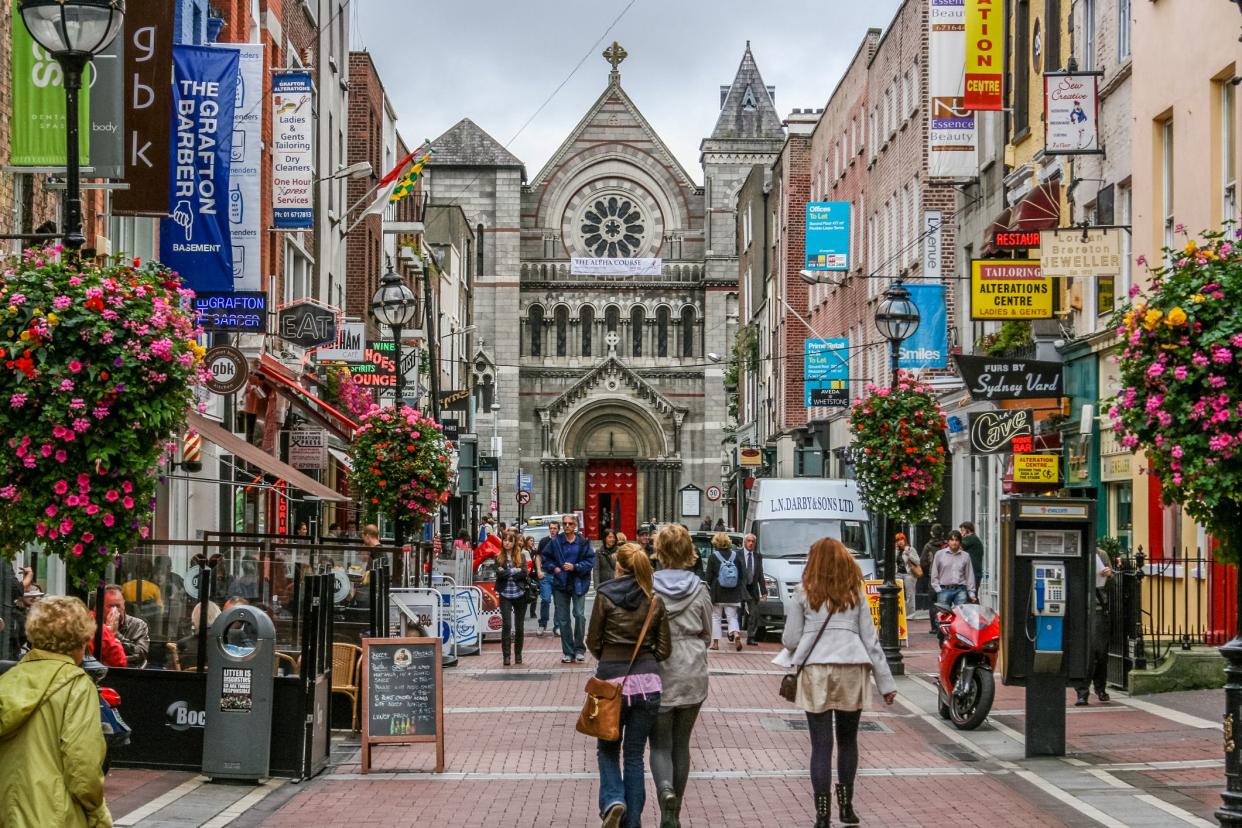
[332,642,363,732]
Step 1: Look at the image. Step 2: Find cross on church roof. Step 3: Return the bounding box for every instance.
[603,41,627,74]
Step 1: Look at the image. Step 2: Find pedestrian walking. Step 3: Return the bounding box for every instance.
[534,520,560,636]
[586,542,672,828]
[1075,547,1114,706]
[649,525,712,828]
[894,534,920,619]
[777,538,896,827]
[959,521,985,589]
[637,524,659,572]
[930,531,976,611]
[596,530,621,590]
[493,532,531,666]
[920,524,946,633]
[741,533,766,645]
[706,532,747,650]
[698,516,713,531]
[544,514,594,663]
[524,535,540,619]
[0,596,113,827]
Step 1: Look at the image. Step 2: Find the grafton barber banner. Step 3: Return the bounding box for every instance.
[159,46,239,294]
[968,409,1034,455]
[272,72,314,229]
[804,202,851,270]
[1039,228,1122,281]
[964,0,1003,111]
[805,338,849,408]
[194,291,267,333]
[970,260,1052,319]
[216,43,264,291]
[569,257,662,276]
[899,284,948,370]
[953,354,1063,401]
[10,0,92,166]
[1044,72,1101,155]
[928,0,977,178]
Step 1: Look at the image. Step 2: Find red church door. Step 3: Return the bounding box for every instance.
[584,460,638,541]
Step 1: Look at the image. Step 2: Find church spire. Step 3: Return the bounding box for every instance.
[710,42,784,141]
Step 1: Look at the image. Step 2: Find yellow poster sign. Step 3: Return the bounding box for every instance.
[964,0,1003,110]
[1014,453,1060,484]
[971,260,1053,320]
[864,579,908,644]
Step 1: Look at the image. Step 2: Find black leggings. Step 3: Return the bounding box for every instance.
[806,708,862,796]
[499,595,527,656]
[649,703,701,801]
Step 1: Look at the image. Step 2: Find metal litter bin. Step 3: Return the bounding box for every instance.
[202,605,276,780]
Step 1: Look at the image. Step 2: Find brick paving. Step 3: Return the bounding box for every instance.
[103,633,1227,826]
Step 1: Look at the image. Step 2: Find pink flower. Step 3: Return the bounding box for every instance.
[102,513,115,527]
[81,532,94,543]
[59,379,74,392]
[122,496,134,510]
[121,481,133,494]
[9,393,26,408]
[1135,255,1148,267]
[68,360,82,373]
[1147,363,1165,378]
[1174,365,1189,380]
[1212,345,1233,365]
[85,504,99,515]
[53,480,68,495]
[55,449,66,463]
[71,544,83,557]
[1172,445,1184,458]
[105,490,119,502]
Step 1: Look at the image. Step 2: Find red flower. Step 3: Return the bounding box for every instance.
[84,296,105,312]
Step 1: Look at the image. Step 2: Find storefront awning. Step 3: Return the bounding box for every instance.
[328,448,353,472]
[257,354,358,442]
[187,411,350,502]
[981,182,1062,256]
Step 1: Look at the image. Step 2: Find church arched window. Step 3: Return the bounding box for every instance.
[555,306,568,357]
[528,305,543,357]
[605,305,620,332]
[656,306,670,357]
[581,306,594,357]
[681,306,696,357]
[631,306,645,357]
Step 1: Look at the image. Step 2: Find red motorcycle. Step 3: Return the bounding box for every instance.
[935,602,1000,730]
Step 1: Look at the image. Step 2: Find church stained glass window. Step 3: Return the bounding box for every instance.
[579,194,646,257]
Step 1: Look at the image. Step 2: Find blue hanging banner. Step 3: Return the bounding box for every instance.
[159,45,239,294]
[805,338,850,408]
[898,283,948,370]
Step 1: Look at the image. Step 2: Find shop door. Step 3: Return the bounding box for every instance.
[584,460,637,540]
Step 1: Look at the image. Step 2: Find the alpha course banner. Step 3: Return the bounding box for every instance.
[570,257,662,276]
[10,0,91,166]
[215,43,263,291]
[964,0,1003,111]
[928,0,976,178]
[899,284,948,370]
[272,72,314,229]
[159,46,239,293]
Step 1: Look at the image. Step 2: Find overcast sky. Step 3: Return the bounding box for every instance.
[354,0,903,181]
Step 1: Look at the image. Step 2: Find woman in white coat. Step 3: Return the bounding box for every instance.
[776,538,896,828]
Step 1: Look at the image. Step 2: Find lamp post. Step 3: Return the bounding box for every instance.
[873,279,921,676]
[371,264,419,559]
[19,0,124,252]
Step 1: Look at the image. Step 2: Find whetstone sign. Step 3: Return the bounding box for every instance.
[361,637,444,773]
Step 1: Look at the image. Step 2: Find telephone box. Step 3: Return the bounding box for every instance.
[1000,496,1096,757]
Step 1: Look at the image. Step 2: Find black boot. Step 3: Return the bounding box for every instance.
[658,788,679,828]
[836,783,859,825]
[814,793,832,828]
[515,642,523,665]
[1075,690,1089,706]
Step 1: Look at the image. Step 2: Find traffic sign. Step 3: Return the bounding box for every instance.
[516,490,531,506]
[706,485,722,502]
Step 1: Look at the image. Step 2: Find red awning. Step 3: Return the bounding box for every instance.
[980,183,1061,256]
[257,353,358,441]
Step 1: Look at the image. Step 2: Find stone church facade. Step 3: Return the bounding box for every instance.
[428,44,785,538]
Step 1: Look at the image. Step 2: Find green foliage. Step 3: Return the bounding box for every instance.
[349,405,452,531]
[976,320,1033,356]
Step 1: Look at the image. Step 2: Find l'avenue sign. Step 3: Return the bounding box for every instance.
[954,355,1063,401]
[968,409,1033,454]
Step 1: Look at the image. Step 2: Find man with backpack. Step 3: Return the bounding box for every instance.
[542,514,594,663]
[706,532,748,650]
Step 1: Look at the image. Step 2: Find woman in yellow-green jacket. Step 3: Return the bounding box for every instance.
[0,595,112,827]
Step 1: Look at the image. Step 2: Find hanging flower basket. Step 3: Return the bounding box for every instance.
[849,373,947,525]
[1111,228,1242,561]
[0,249,207,585]
[349,404,452,533]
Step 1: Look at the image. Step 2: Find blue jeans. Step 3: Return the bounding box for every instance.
[598,691,661,827]
[553,589,586,657]
[937,586,969,607]
[538,576,553,629]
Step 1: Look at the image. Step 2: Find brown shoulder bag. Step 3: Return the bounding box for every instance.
[576,597,659,741]
[779,609,834,702]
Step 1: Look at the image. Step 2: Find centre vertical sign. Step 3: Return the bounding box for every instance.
[964,0,1003,111]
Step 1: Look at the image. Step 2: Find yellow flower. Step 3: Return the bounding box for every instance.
[1165,307,1187,326]
[1192,294,1205,303]
[1142,308,1164,330]
[5,306,14,316]
[1184,240,1198,255]
[45,312,58,326]
[31,308,42,317]
[1123,310,1135,328]
[18,330,30,341]
[1201,249,1217,260]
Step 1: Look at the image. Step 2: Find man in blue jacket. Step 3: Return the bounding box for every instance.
[543,513,594,663]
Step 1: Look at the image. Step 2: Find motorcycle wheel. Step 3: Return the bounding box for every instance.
[950,667,994,731]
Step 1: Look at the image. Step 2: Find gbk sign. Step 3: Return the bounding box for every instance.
[277,301,338,348]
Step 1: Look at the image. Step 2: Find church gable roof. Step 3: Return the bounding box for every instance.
[710,42,785,141]
[531,66,698,190]
[543,354,685,422]
[427,118,526,172]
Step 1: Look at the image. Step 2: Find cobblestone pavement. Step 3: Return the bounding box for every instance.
[105,630,1224,827]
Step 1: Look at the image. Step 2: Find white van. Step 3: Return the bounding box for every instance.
[744,478,874,630]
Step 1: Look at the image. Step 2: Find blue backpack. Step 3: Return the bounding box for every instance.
[713,549,739,589]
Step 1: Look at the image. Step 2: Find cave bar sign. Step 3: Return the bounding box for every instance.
[970,260,1052,320]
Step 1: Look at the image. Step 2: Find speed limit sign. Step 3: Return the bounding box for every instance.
[516,490,531,505]
[706,485,722,502]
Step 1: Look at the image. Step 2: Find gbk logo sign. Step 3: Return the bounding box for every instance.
[166,700,207,731]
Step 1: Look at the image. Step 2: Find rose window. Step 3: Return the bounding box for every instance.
[579,195,646,257]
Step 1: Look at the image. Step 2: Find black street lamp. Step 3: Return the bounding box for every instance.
[371,264,419,561]
[19,0,125,251]
[873,279,921,676]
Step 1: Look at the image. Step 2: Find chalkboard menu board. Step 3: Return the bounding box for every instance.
[360,637,444,773]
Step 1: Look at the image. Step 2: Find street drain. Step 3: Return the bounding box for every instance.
[932,743,980,762]
[474,672,553,681]
[760,718,891,733]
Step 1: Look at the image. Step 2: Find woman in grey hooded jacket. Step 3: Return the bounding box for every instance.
[649,524,713,828]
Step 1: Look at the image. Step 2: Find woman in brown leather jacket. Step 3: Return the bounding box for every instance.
[587,542,672,828]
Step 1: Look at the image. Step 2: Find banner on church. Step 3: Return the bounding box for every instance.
[570,257,662,277]
[159,45,239,294]
[928,0,977,178]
